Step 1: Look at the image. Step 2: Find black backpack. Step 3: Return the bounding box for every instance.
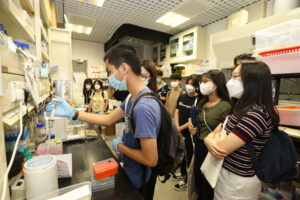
[126,91,185,183]
[247,129,297,184]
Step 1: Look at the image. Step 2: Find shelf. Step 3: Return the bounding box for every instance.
[40,19,49,44]
[42,47,49,61]
[279,126,300,139]
[0,46,25,75]
[3,103,34,126]
[19,0,34,13]
[38,92,50,104]
[0,0,35,43]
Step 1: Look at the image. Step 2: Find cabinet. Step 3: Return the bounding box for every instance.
[169,26,206,64]
[153,43,170,66]
[49,28,72,81]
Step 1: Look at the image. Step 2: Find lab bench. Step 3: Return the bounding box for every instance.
[58,135,143,200]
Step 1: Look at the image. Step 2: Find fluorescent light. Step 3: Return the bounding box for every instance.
[77,25,83,33]
[97,0,105,7]
[86,27,92,34]
[66,23,73,31]
[156,12,190,27]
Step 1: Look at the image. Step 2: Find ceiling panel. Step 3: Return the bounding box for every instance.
[53,0,261,43]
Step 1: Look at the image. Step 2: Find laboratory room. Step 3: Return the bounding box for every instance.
[1,0,300,200]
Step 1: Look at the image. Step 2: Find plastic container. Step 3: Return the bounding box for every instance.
[254,19,300,53]
[259,46,300,75]
[24,155,58,200]
[32,181,92,200]
[93,158,118,180]
[91,175,115,192]
[36,139,63,155]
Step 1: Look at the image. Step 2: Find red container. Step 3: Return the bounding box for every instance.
[93,158,118,180]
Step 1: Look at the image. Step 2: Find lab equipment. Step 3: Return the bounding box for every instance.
[93,158,118,180]
[91,158,118,192]
[32,181,91,200]
[46,98,75,119]
[36,139,63,155]
[24,155,58,200]
[11,176,25,200]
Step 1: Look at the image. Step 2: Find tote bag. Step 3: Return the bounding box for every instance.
[200,116,229,188]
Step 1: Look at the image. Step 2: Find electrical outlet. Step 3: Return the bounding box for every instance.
[9,81,25,102]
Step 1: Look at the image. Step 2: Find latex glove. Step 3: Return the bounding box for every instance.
[46,98,75,119]
[112,137,123,154]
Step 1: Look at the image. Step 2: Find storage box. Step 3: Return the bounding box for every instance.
[254,19,300,53]
[93,158,118,180]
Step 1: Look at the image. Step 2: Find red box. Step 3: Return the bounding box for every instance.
[93,158,118,180]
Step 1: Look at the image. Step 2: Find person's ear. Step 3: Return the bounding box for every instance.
[119,63,130,75]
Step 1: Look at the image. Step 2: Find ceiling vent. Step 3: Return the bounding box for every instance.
[173,0,214,18]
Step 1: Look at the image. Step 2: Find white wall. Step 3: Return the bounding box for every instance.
[72,39,105,77]
[205,18,228,62]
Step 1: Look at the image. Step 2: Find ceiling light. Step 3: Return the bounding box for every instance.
[86,27,92,34]
[156,12,190,27]
[77,25,83,33]
[97,0,105,7]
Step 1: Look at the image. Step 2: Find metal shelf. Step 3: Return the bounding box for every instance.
[0,0,35,43]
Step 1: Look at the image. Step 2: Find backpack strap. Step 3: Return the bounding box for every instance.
[246,142,258,171]
[127,91,163,134]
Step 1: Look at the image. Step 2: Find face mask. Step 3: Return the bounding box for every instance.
[171,81,179,88]
[108,69,127,91]
[85,85,91,90]
[226,78,244,99]
[142,77,149,85]
[200,81,214,96]
[157,78,161,83]
[186,84,195,94]
[94,85,100,90]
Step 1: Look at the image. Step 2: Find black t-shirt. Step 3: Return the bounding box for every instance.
[83,90,93,105]
[157,84,170,103]
[176,93,198,129]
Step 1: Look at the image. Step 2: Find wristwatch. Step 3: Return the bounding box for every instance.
[72,110,79,120]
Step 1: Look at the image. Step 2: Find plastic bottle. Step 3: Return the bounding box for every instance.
[0,24,8,47]
[35,123,46,144]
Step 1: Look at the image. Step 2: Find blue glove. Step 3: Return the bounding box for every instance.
[112,137,123,154]
[46,98,75,119]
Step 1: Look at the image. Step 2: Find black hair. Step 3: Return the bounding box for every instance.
[186,74,204,104]
[93,79,103,89]
[170,74,182,81]
[233,53,256,67]
[186,74,200,92]
[157,70,163,77]
[103,44,141,75]
[141,60,157,92]
[83,78,93,92]
[198,70,231,110]
[231,62,279,128]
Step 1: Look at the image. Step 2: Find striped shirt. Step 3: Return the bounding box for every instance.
[223,105,274,177]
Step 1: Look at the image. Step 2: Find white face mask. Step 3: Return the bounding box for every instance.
[142,77,149,85]
[171,81,179,88]
[85,84,91,90]
[186,84,196,94]
[200,81,214,96]
[94,85,100,90]
[226,78,244,99]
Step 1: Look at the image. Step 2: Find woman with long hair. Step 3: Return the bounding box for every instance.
[141,60,157,92]
[83,78,93,107]
[204,62,279,200]
[189,70,231,200]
